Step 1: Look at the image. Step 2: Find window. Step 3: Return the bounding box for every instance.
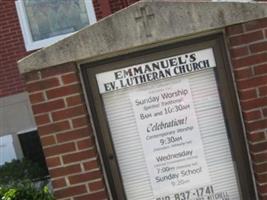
[0,129,48,176]
[18,129,48,175]
[15,0,96,51]
[0,134,18,165]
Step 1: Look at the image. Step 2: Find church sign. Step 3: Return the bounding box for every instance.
[96,48,215,93]
[82,34,256,200]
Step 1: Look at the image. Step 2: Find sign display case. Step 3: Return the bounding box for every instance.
[82,34,256,200]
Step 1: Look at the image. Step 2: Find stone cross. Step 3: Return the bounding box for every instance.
[135,6,155,37]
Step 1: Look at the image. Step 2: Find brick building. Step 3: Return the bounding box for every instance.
[0,0,138,192]
[0,0,138,97]
[2,1,267,200]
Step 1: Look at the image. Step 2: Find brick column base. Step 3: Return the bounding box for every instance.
[24,63,108,200]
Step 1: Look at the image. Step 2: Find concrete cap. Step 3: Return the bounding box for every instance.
[18,0,267,74]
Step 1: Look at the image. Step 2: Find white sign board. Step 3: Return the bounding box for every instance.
[99,48,241,200]
[129,79,210,197]
[97,48,216,94]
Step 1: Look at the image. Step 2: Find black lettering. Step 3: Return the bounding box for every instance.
[123,68,133,77]
[114,71,123,80]
[169,58,178,67]
[160,60,169,68]
[144,64,152,73]
[104,82,116,91]
[179,65,186,73]
[152,62,160,71]
[178,56,187,64]
[190,53,197,62]
[133,67,143,76]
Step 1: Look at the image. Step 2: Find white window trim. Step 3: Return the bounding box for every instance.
[17,127,37,135]
[15,0,97,51]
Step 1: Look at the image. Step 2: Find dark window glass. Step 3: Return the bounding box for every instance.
[18,130,49,176]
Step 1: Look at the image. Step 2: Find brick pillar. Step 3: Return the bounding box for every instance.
[23,63,108,200]
[226,18,267,200]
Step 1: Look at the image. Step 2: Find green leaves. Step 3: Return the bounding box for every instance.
[0,181,55,200]
[0,159,47,185]
[0,160,54,200]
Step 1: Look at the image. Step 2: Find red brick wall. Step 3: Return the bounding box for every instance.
[108,0,139,14]
[24,63,108,200]
[93,0,140,19]
[226,18,267,200]
[0,0,139,98]
[0,0,28,97]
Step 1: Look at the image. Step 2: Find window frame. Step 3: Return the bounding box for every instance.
[15,0,97,51]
